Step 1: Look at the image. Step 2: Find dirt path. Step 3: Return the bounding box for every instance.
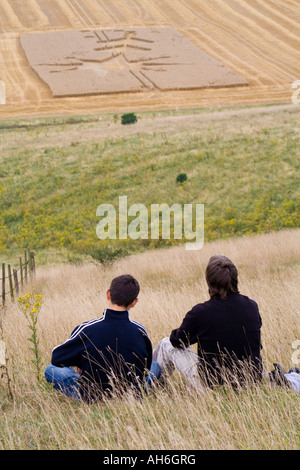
[1,103,299,152]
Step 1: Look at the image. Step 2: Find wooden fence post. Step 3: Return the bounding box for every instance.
[0,248,36,305]
[19,257,23,286]
[7,264,13,301]
[2,263,5,306]
[13,268,19,296]
[30,252,35,276]
[24,249,28,281]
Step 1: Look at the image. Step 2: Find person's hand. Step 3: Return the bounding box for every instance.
[73,366,82,375]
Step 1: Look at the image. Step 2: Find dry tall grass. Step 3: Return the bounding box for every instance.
[1,229,299,450]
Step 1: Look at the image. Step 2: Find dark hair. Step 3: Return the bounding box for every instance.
[109,274,140,307]
[205,255,239,300]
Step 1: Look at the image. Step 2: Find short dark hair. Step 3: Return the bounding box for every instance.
[109,274,140,307]
[205,255,239,300]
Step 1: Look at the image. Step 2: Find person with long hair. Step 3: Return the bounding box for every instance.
[153,255,263,390]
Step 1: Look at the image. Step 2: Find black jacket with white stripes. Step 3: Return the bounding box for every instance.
[51,308,152,400]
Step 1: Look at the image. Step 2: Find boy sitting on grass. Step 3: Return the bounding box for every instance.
[45,274,160,401]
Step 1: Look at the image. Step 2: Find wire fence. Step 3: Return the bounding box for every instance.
[1,247,35,305]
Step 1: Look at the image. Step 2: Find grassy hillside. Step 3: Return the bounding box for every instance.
[1,229,299,450]
[0,104,299,265]
[0,104,299,450]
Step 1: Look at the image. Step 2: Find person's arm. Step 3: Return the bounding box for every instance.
[51,331,85,369]
[170,305,200,349]
[144,333,153,371]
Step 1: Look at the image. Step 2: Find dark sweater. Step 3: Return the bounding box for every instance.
[170,293,262,387]
[51,309,152,400]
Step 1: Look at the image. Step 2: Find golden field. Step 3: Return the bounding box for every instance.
[0,0,300,118]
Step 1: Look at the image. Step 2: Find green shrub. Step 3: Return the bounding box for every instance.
[88,246,127,265]
[121,113,137,125]
[176,173,187,184]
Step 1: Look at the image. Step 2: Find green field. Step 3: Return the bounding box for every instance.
[0,104,299,266]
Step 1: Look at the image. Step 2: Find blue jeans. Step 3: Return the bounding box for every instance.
[44,360,161,399]
[44,365,81,399]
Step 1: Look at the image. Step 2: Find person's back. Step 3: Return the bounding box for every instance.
[47,274,153,401]
[52,308,152,400]
[154,255,263,389]
[171,292,262,387]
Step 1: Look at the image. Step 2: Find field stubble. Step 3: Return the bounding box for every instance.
[0,0,300,118]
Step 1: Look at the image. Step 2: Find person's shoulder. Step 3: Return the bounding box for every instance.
[70,315,106,338]
[238,293,258,305]
[194,297,217,308]
[129,318,149,336]
[190,295,258,311]
[188,298,213,315]
[235,293,259,311]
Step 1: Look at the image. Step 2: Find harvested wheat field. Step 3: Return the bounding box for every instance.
[20,27,248,97]
[0,0,300,118]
